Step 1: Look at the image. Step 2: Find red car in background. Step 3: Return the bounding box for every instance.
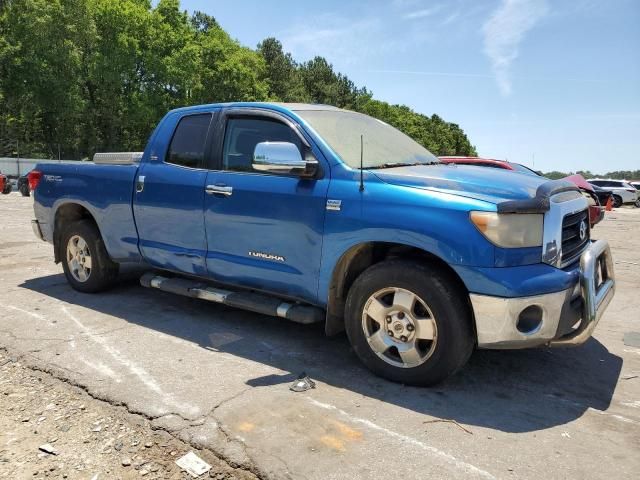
[1,171,11,195]
[439,157,606,227]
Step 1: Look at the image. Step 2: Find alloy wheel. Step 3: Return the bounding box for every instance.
[361,287,438,368]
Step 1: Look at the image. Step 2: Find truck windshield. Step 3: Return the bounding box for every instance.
[295,109,439,169]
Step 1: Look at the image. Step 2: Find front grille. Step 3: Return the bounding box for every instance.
[561,209,590,265]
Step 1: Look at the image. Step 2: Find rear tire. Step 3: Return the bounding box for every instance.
[612,195,622,208]
[19,184,30,197]
[1,183,11,194]
[60,220,118,293]
[344,259,474,386]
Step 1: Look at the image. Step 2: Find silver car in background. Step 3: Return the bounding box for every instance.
[589,179,639,207]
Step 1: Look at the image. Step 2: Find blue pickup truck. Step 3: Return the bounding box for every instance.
[30,102,615,385]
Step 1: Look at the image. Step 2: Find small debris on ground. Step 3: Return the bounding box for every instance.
[176,451,212,477]
[423,418,473,435]
[38,443,58,455]
[561,431,571,438]
[290,372,316,392]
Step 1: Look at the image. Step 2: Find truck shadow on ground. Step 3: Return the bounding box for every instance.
[21,272,623,434]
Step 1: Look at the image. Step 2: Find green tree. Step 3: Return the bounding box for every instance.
[0,0,476,159]
[258,37,309,102]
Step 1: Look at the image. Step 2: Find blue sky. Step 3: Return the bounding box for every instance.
[182,0,639,173]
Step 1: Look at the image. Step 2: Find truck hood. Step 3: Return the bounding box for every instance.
[372,164,547,205]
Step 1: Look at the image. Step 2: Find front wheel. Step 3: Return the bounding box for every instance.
[612,195,622,208]
[60,220,119,293]
[344,260,474,386]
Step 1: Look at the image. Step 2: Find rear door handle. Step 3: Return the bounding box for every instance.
[206,184,233,196]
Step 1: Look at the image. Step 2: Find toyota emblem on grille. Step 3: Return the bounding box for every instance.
[579,220,587,241]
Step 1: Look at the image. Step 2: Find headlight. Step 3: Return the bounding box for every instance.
[470,211,543,248]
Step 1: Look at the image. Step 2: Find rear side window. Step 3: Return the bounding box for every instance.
[603,181,621,187]
[166,114,212,168]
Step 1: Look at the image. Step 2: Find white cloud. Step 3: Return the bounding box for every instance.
[404,5,444,20]
[440,11,461,25]
[482,0,548,96]
[280,13,436,67]
[281,16,387,65]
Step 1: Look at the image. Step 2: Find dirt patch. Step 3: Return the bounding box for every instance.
[0,350,258,480]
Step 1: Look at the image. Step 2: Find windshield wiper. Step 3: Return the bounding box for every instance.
[364,161,440,170]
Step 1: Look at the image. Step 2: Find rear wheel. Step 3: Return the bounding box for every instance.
[19,183,30,196]
[60,220,118,293]
[344,260,474,386]
[612,195,622,208]
[1,182,11,194]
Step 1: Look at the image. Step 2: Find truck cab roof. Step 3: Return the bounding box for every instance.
[168,102,343,116]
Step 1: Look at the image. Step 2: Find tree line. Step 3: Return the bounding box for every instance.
[0,0,477,160]
[543,170,640,181]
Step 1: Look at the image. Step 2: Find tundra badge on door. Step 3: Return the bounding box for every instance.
[248,251,286,262]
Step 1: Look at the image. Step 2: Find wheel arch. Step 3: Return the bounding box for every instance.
[325,241,472,336]
[52,202,102,264]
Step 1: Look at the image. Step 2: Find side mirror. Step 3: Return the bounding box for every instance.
[252,142,318,177]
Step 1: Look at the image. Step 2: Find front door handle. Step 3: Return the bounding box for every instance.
[136,175,145,193]
[206,184,233,196]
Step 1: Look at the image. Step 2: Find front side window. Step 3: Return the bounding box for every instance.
[222,117,302,172]
[166,114,212,168]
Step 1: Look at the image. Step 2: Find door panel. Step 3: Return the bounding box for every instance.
[204,112,329,303]
[133,112,214,276]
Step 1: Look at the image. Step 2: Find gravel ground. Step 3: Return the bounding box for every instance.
[0,348,257,480]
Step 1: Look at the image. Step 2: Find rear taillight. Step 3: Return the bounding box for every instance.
[28,170,43,191]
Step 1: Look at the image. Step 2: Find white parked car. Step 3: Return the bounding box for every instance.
[589,179,639,207]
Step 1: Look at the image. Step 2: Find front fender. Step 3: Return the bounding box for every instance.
[317,176,498,305]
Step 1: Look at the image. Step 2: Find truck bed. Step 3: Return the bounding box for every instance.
[33,162,142,262]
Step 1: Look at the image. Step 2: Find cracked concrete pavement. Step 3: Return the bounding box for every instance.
[1,192,639,479]
[1,349,257,480]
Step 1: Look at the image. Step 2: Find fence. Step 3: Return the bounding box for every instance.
[0,157,82,178]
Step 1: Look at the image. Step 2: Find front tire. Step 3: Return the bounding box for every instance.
[60,220,119,293]
[344,260,474,386]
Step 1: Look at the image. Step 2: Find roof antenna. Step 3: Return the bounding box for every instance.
[359,134,365,192]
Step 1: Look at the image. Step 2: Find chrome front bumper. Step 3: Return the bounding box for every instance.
[471,239,615,349]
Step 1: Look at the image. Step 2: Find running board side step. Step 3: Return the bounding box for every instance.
[140,273,324,325]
